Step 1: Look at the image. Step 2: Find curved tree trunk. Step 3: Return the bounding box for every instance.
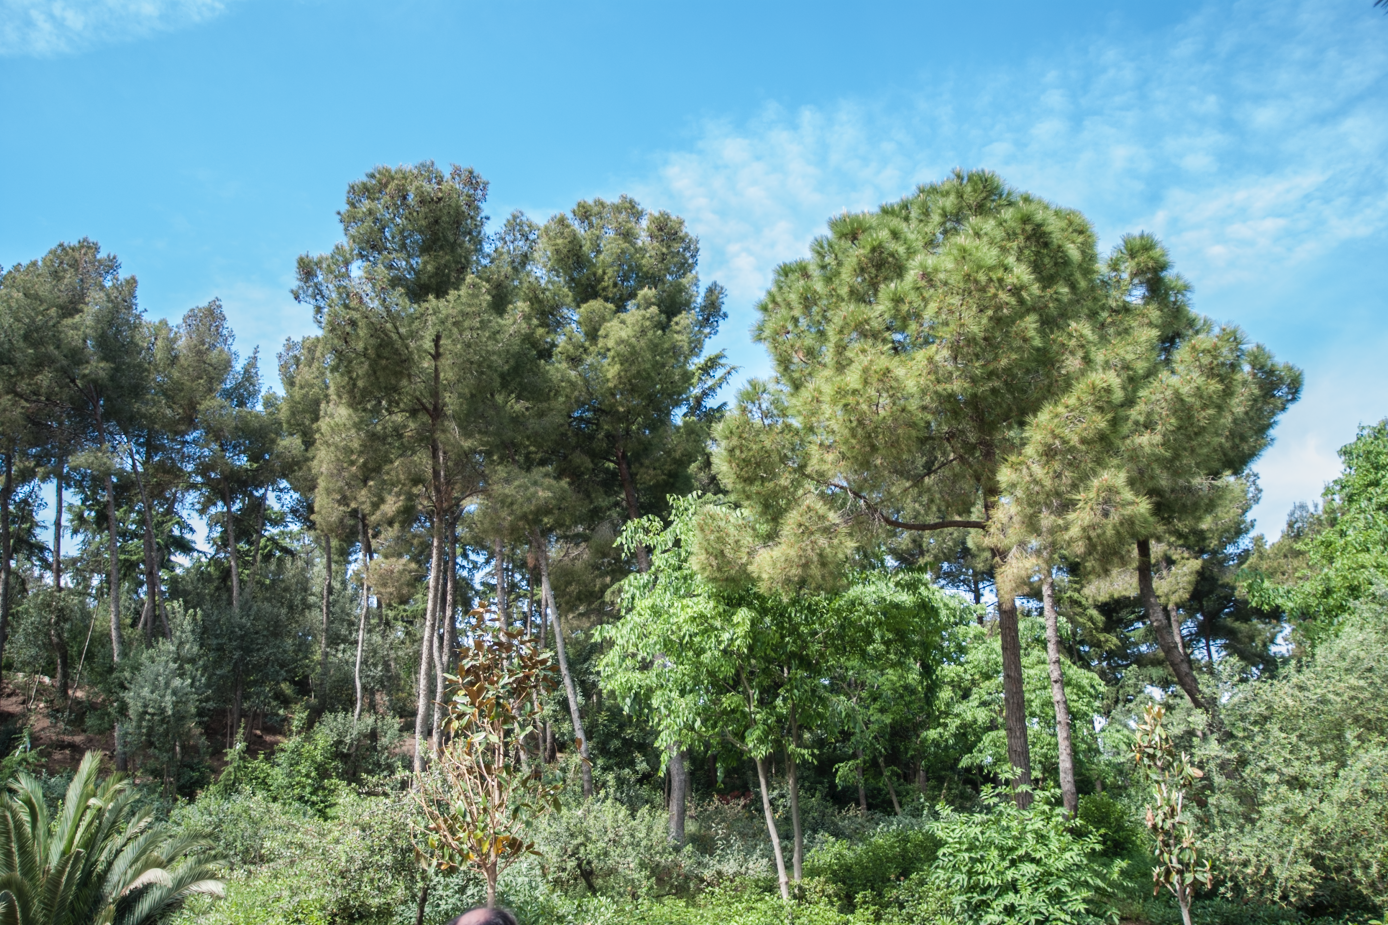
[1136,539,1206,711]
[1041,568,1078,816]
[413,509,443,772]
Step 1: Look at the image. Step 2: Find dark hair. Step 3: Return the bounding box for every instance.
[444,909,518,925]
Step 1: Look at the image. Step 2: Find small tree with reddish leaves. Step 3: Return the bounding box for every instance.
[1132,703,1212,925]
[412,608,561,909]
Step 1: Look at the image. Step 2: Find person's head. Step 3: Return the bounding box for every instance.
[444,908,518,925]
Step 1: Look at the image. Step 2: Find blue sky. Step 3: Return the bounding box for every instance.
[2,0,1386,537]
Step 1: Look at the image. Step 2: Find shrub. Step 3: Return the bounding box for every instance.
[805,820,940,909]
[928,790,1123,925]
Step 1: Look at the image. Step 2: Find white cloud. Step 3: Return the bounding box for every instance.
[0,0,234,56]
[635,0,1388,533]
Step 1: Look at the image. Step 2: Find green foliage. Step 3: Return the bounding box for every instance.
[929,790,1123,925]
[207,710,401,814]
[169,789,416,925]
[1248,421,1388,637]
[0,750,224,925]
[1201,596,1388,912]
[804,822,940,908]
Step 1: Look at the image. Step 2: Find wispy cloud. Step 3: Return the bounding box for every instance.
[637,0,1388,535]
[0,0,234,56]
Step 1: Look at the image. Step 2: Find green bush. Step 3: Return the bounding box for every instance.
[169,789,417,925]
[1076,791,1145,859]
[207,710,403,814]
[805,821,940,909]
[928,790,1123,925]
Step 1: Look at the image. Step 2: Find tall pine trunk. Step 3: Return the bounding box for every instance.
[355,512,372,723]
[0,451,13,688]
[997,593,1033,808]
[1041,569,1078,816]
[431,519,456,754]
[129,447,168,642]
[1136,539,1206,711]
[222,483,240,611]
[413,505,443,772]
[50,459,69,696]
[319,534,332,712]
[535,532,592,797]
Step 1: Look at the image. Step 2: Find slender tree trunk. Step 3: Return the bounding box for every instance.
[252,489,267,581]
[129,447,168,642]
[877,755,903,814]
[413,506,443,772]
[1178,880,1193,925]
[996,591,1033,808]
[754,753,790,901]
[535,532,592,797]
[0,451,13,688]
[431,519,456,754]
[613,444,651,572]
[1136,539,1206,711]
[319,534,332,712]
[230,666,244,744]
[1041,569,1078,817]
[354,512,371,724]
[222,483,240,612]
[50,459,69,696]
[787,702,803,882]
[494,535,507,619]
[855,749,868,811]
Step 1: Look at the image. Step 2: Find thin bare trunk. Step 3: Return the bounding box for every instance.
[787,703,803,881]
[431,520,456,753]
[252,490,267,581]
[0,452,12,687]
[223,482,240,612]
[319,534,332,711]
[754,753,790,901]
[877,756,903,814]
[855,750,867,811]
[1136,539,1206,711]
[129,448,169,642]
[997,591,1033,808]
[1041,569,1078,816]
[354,512,371,723]
[535,532,592,797]
[51,460,68,696]
[494,535,507,620]
[413,508,443,772]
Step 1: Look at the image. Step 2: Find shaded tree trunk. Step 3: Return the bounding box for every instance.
[431,517,457,754]
[997,592,1033,808]
[1041,569,1078,816]
[1136,539,1206,711]
[877,755,902,814]
[613,444,651,572]
[129,447,169,642]
[668,748,688,844]
[855,749,868,811]
[535,532,592,797]
[319,534,332,712]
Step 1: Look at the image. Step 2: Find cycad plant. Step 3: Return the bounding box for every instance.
[0,750,223,925]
